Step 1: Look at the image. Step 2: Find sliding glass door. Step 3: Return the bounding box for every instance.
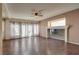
[10,22,20,38]
[25,24,28,37]
[27,24,33,37]
[21,24,26,37]
[21,24,34,37]
[10,22,39,38]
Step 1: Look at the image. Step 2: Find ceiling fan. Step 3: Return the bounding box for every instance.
[31,8,44,17]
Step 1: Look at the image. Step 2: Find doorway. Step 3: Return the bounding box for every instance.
[47,18,67,42]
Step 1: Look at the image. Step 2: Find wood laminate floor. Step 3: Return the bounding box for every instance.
[2,37,79,55]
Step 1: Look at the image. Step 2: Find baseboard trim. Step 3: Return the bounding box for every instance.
[3,36,79,46]
[67,41,79,45]
[3,36,40,40]
[39,36,48,39]
[40,36,65,42]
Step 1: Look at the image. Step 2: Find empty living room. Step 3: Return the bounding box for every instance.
[0,3,79,55]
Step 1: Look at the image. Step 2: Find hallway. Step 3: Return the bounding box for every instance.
[3,37,79,55]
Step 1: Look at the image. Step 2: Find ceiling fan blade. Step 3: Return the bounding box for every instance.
[38,15,43,17]
[39,9,45,12]
[31,8,44,17]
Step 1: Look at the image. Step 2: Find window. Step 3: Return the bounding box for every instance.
[10,22,20,38]
[48,18,66,27]
[25,24,28,37]
[10,22,14,37]
[27,24,33,36]
[21,24,26,37]
[14,23,20,36]
[10,22,39,38]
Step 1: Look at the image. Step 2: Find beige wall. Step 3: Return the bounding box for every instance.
[39,20,48,38]
[66,9,79,44]
[39,9,79,45]
[0,3,2,54]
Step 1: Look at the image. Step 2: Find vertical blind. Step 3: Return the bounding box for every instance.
[10,22,39,38]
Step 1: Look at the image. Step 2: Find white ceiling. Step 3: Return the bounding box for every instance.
[3,3,79,21]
